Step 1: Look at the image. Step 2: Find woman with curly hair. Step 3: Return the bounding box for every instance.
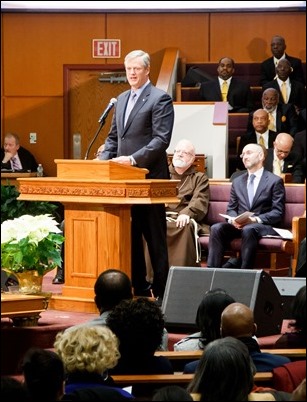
[54,326,133,399]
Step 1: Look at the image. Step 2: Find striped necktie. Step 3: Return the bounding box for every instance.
[11,156,21,171]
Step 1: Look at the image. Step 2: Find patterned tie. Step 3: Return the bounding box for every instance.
[268,112,276,131]
[273,158,282,176]
[221,81,228,101]
[11,156,21,171]
[247,174,255,208]
[281,82,287,103]
[124,91,137,126]
[258,134,265,147]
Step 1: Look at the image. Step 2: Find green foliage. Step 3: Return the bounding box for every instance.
[1,184,62,224]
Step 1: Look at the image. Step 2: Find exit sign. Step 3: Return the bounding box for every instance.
[92,39,121,58]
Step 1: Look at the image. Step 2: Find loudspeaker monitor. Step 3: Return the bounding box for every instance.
[272,277,306,319]
[161,267,283,337]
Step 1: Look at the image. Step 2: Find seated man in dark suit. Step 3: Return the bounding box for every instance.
[260,35,305,86]
[1,132,38,172]
[292,129,306,178]
[207,143,285,270]
[263,59,306,115]
[247,88,298,137]
[199,57,254,113]
[264,132,304,183]
[237,108,277,170]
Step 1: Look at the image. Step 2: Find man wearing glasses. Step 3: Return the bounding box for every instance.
[264,132,304,183]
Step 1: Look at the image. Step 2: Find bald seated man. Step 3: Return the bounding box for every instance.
[220,302,290,372]
[264,132,304,183]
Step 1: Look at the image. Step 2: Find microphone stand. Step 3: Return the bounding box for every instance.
[84,119,106,160]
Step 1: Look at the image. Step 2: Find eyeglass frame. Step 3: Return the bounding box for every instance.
[173,149,193,157]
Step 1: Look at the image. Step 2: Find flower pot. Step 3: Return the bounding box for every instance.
[3,269,44,294]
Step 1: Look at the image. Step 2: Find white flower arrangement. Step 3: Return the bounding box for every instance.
[1,214,64,276]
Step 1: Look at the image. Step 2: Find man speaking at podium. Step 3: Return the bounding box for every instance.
[98,50,174,303]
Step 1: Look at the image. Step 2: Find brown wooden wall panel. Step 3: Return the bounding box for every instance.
[107,13,210,62]
[2,13,107,96]
[1,11,305,175]
[4,97,63,176]
[210,12,306,62]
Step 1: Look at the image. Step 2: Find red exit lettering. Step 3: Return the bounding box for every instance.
[92,39,121,58]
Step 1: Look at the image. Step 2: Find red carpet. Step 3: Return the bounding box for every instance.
[1,269,98,375]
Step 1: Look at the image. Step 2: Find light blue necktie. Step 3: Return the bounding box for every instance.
[247,174,255,207]
[124,91,137,126]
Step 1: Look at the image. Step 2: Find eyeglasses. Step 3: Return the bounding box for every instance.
[174,150,193,157]
[276,149,290,155]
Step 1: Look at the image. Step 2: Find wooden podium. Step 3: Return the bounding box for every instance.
[17,160,179,312]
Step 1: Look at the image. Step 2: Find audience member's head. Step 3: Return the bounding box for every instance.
[270,35,286,60]
[188,336,255,401]
[106,297,165,358]
[273,132,294,161]
[94,269,133,313]
[172,139,196,174]
[275,58,293,82]
[262,88,280,113]
[152,385,193,401]
[241,143,266,172]
[289,285,306,335]
[195,288,235,348]
[252,108,270,133]
[1,376,31,401]
[217,57,235,80]
[2,133,20,156]
[220,302,257,338]
[54,326,120,376]
[22,347,65,402]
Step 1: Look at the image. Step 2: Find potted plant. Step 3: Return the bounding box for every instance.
[1,214,64,293]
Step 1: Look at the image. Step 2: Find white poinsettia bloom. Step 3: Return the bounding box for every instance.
[1,214,64,275]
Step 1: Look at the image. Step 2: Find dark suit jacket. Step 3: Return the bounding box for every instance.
[100,82,174,179]
[292,129,306,177]
[247,103,298,136]
[260,54,305,86]
[199,77,254,112]
[264,148,304,183]
[227,169,285,226]
[1,146,38,172]
[236,130,278,170]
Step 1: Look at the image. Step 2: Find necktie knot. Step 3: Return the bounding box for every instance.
[221,81,228,101]
[258,134,265,147]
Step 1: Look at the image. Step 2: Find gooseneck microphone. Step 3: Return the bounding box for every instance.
[84,98,117,160]
[98,98,117,123]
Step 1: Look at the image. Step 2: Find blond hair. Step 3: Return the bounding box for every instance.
[54,326,120,374]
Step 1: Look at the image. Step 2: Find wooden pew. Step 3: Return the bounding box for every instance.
[154,349,306,372]
[155,349,306,360]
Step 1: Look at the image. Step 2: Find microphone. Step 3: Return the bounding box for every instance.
[98,98,117,123]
